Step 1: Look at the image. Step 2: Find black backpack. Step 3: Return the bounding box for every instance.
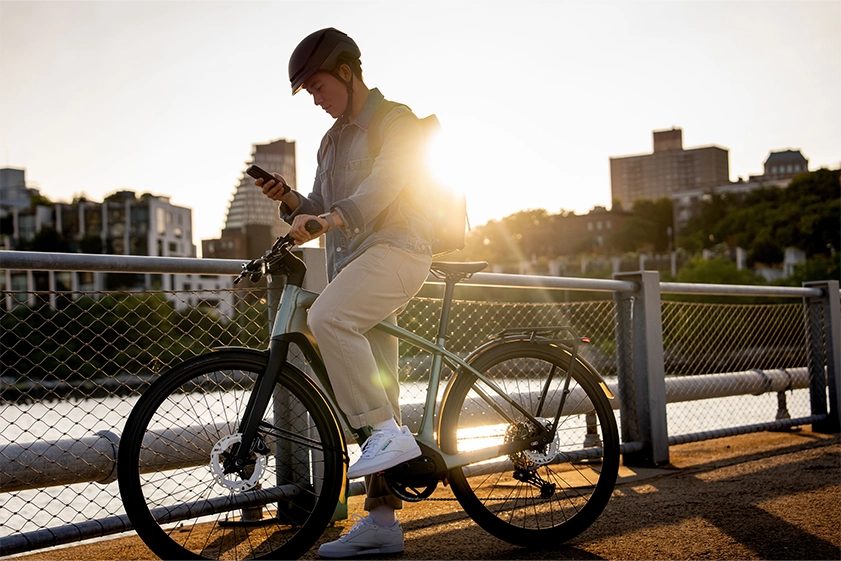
[369,100,467,256]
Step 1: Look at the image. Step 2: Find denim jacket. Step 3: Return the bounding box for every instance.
[280,88,434,280]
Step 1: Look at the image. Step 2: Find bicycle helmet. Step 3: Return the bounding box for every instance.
[288,28,361,95]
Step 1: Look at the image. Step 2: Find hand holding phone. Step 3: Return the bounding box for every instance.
[246,165,290,196]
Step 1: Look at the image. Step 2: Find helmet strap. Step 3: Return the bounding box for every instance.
[331,67,354,124]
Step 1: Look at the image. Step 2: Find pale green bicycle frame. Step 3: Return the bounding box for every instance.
[271,281,570,471]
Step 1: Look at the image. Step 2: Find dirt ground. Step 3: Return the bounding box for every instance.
[8,428,840,560]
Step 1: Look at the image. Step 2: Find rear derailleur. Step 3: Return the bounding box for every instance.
[512,468,556,498]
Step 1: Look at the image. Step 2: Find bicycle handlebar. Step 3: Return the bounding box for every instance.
[233,219,324,285]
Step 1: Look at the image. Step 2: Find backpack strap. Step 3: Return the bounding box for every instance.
[367,100,404,159]
[369,100,406,231]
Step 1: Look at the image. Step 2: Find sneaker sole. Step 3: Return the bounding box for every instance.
[319,543,404,558]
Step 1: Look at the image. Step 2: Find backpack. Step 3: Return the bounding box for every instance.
[368,100,468,256]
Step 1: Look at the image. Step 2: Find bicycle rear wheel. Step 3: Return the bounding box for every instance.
[438,341,619,546]
[118,349,345,560]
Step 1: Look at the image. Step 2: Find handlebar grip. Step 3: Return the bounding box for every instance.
[305,219,324,235]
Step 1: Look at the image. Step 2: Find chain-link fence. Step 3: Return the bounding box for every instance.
[0,288,605,541]
[1,288,268,543]
[1,264,837,553]
[661,299,812,435]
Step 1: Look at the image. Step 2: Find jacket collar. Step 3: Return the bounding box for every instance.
[329,88,384,133]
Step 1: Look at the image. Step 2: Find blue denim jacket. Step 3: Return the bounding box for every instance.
[281,89,434,280]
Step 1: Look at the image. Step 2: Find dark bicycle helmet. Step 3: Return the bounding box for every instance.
[288,28,361,95]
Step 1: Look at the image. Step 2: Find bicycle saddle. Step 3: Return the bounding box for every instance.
[429,261,488,281]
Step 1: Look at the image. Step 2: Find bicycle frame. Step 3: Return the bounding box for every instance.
[253,280,561,473]
[124,236,620,559]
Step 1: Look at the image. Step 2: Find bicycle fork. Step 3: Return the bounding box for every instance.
[222,338,291,475]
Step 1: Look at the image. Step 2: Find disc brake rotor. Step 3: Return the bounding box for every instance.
[505,419,560,470]
[209,433,267,492]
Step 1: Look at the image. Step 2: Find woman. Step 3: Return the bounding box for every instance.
[255,27,434,558]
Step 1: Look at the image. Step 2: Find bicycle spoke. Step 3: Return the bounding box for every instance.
[119,352,344,560]
[439,342,619,546]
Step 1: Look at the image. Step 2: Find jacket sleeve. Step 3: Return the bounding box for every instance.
[279,136,329,222]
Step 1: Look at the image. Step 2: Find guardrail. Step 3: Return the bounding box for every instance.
[1,249,838,555]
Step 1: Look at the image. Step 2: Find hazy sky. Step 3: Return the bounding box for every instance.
[1,0,839,251]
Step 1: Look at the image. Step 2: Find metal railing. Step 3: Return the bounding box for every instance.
[1,249,838,555]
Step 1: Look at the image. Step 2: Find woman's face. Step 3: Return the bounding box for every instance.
[302,70,348,119]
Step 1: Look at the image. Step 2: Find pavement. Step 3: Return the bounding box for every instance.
[7,427,840,560]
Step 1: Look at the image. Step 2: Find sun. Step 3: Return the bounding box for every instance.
[426,125,466,191]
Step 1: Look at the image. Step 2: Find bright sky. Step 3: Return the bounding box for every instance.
[1,1,839,253]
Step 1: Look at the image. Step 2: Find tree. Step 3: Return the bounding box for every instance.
[610,198,673,253]
[676,169,840,264]
[460,209,553,265]
[21,228,72,253]
[782,252,840,285]
[676,256,764,285]
[676,192,735,252]
[30,193,53,207]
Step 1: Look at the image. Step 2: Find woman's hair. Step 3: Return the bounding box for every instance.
[336,53,363,82]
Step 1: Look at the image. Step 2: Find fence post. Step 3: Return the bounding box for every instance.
[613,270,669,466]
[804,280,840,433]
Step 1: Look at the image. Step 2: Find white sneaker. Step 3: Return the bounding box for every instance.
[317,514,404,558]
[347,426,421,479]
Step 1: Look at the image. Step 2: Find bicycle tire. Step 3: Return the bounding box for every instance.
[118,349,345,560]
[438,341,619,546]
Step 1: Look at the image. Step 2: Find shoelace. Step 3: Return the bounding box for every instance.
[358,430,390,459]
[339,514,370,540]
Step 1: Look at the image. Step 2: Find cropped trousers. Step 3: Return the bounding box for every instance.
[307,244,432,510]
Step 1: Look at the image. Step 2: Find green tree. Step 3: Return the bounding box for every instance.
[78,234,104,254]
[676,192,735,252]
[460,209,553,265]
[668,256,767,303]
[19,228,72,253]
[676,169,840,265]
[610,198,673,253]
[781,253,841,285]
[30,193,53,206]
[675,256,764,285]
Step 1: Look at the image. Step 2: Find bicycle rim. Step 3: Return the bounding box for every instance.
[118,351,344,560]
[439,341,619,546]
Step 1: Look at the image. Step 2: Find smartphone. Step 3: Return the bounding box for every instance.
[246,165,290,194]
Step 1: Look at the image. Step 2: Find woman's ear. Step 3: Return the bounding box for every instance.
[338,63,353,83]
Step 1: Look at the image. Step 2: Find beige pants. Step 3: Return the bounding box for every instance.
[307,244,432,510]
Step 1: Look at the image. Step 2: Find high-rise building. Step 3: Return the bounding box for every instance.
[1,169,233,314]
[0,180,234,312]
[2,187,195,260]
[0,167,36,209]
[203,139,296,261]
[610,128,730,209]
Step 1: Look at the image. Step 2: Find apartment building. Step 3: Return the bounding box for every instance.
[610,128,730,210]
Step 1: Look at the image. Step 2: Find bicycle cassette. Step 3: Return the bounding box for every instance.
[505,420,560,470]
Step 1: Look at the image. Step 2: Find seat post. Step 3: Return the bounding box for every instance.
[428,261,487,347]
[435,276,459,346]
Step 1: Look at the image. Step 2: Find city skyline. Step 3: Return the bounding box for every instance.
[2,1,839,252]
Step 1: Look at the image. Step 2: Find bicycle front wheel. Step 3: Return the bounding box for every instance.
[118,349,345,560]
[438,341,619,546]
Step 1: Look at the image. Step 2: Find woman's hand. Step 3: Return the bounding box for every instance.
[255,173,289,202]
[288,214,328,245]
